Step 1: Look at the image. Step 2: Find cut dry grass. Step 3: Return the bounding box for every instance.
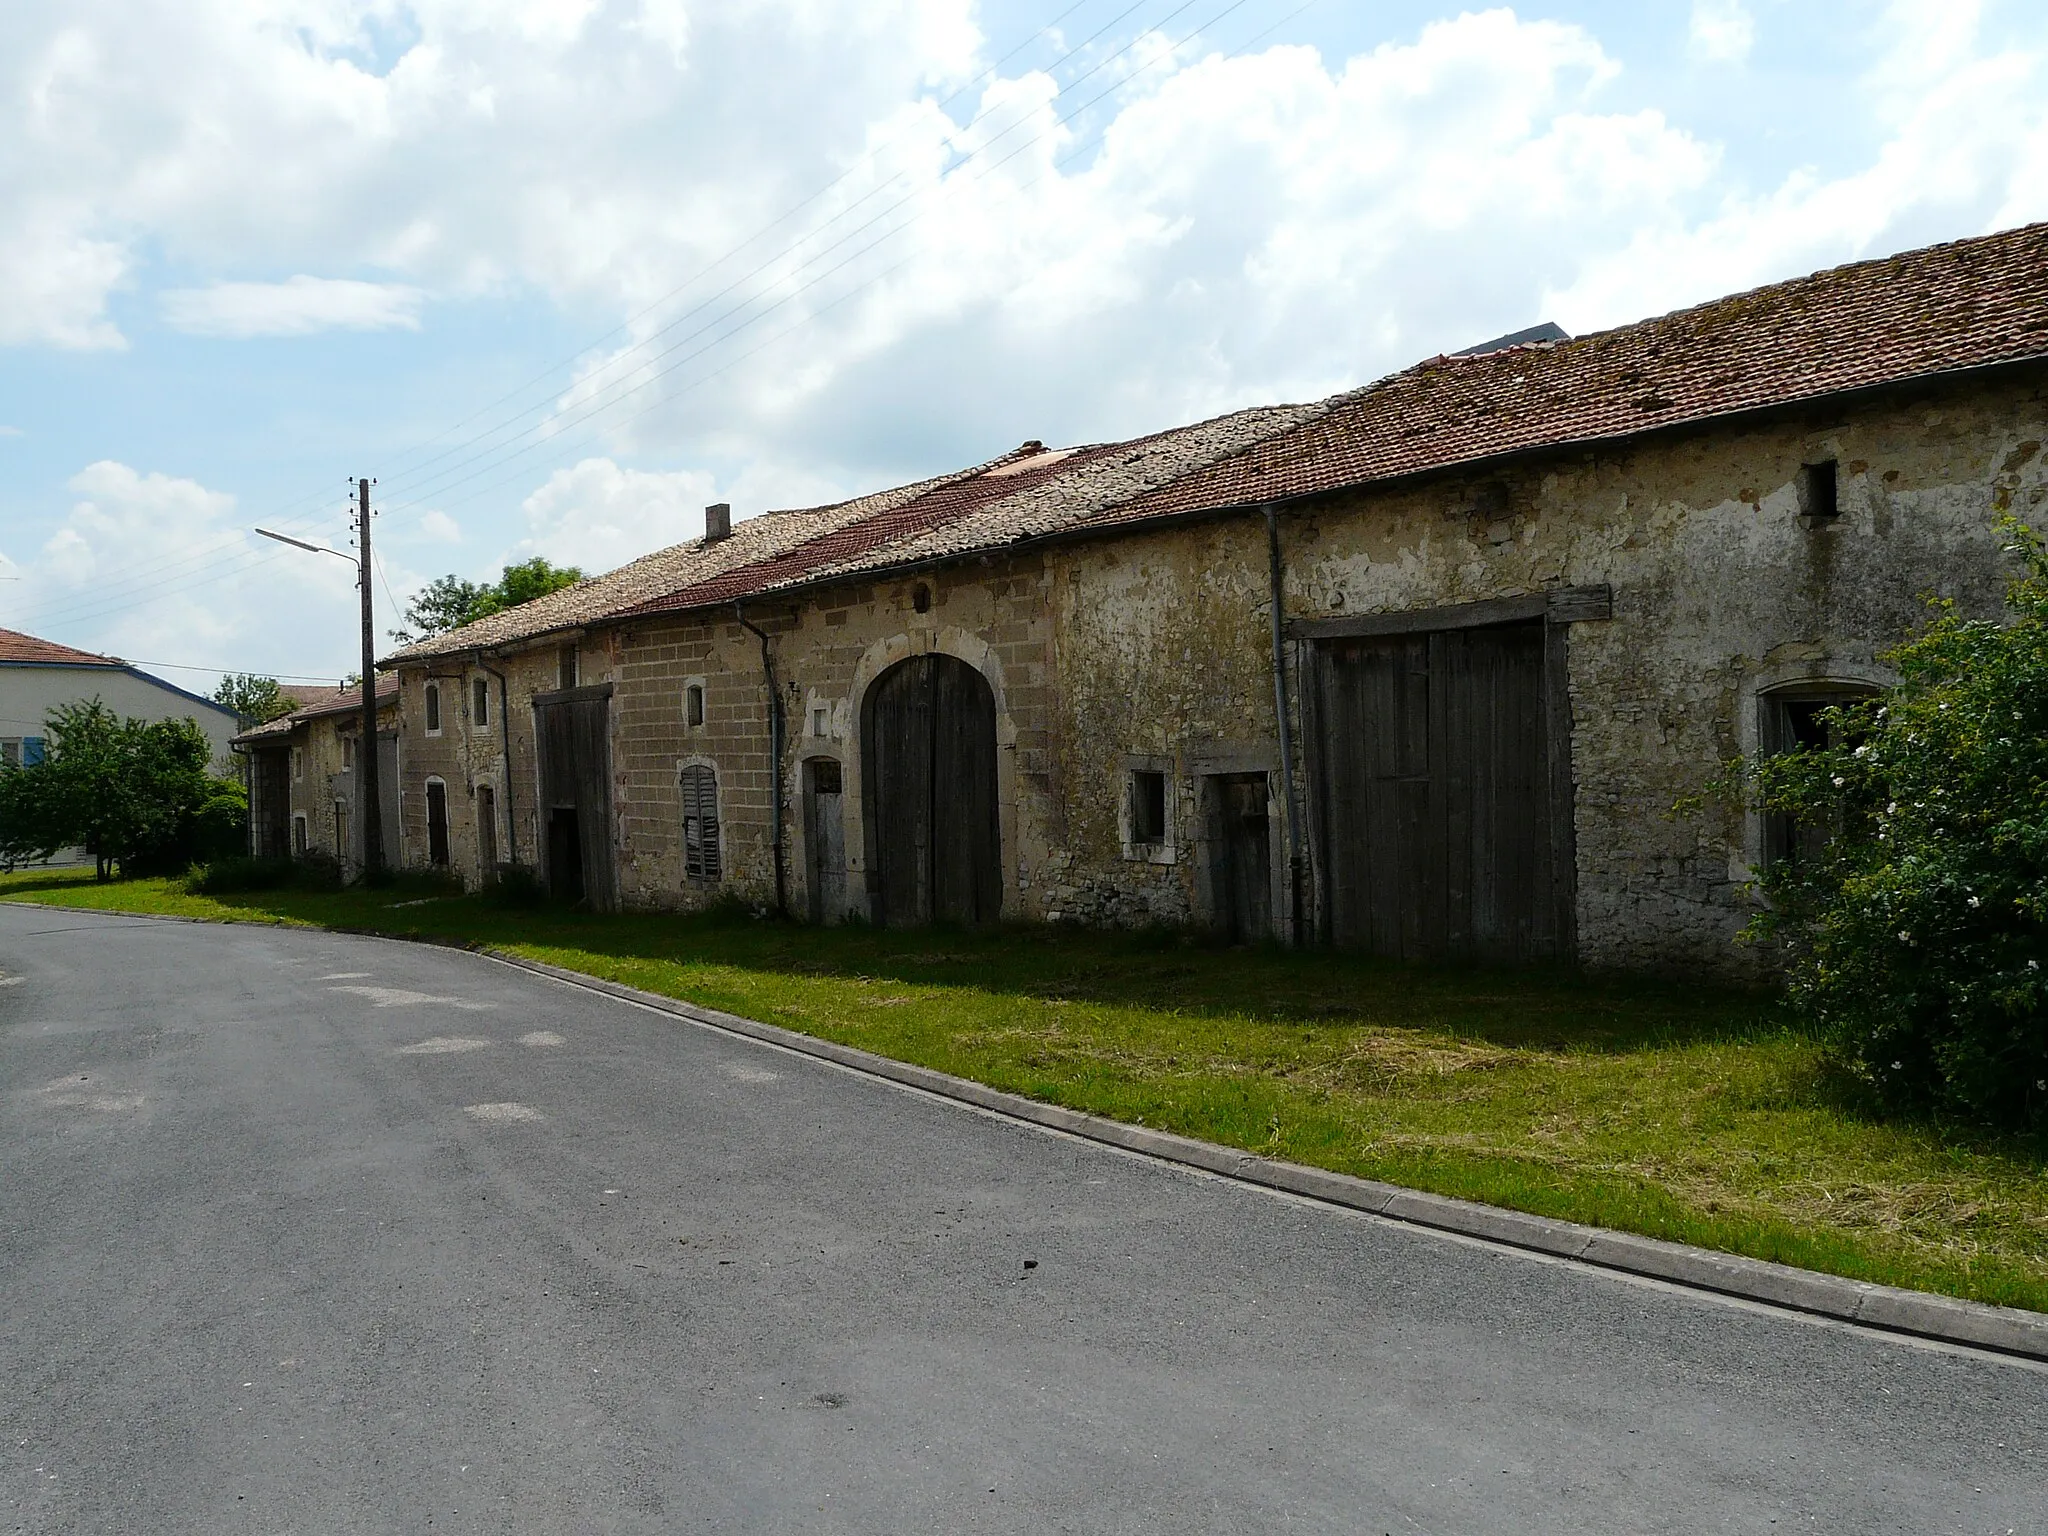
[4,867,2045,1312]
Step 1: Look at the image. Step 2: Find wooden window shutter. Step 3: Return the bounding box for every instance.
[682,765,721,881]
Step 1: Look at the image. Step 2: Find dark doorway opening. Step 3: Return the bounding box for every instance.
[1210,773,1273,944]
[535,684,614,909]
[425,781,450,867]
[805,757,847,924]
[861,653,1001,926]
[547,808,584,905]
[1312,619,1567,962]
[477,784,498,882]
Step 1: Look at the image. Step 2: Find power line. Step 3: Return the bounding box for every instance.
[6,1,1104,627]
[372,0,1190,513]
[377,0,1265,524]
[18,2,1219,635]
[18,0,1296,639]
[9,1,1157,636]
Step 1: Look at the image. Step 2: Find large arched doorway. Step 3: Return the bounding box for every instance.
[861,653,1001,926]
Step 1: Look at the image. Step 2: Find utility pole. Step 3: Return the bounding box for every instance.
[356,477,385,882]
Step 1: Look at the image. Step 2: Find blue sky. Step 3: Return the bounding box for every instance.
[3,0,2045,690]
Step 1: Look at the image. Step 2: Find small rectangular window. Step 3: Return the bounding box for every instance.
[424,682,442,734]
[559,645,580,690]
[473,678,490,728]
[341,735,354,770]
[292,814,308,856]
[685,683,705,728]
[292,747,303,781]
[1799,460,1839,524]
[0,739,20,768]
[810,705,828,737]
[1131,770,1167,845]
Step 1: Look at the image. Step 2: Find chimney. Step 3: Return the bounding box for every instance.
[704,502,731,543]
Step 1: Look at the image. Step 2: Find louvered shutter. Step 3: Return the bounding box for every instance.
[23,737,45,766]
[682,765,720,881]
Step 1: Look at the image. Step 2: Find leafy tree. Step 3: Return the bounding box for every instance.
[213,673,299,725]
[1739,518,2048,1129]
[0,700,245,880]
[392,557,583,644]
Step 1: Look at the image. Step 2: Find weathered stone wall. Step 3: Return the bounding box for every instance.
[607,557,1057,919]
[281,701,400,868]
[379,365,2048,975]
[1041,367,2048,973]
[394,642,597,886]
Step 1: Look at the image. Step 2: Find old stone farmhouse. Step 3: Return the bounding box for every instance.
[378,222,2048,976]
[235,680,400,874]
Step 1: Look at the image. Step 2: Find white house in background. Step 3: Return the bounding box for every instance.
[0,626,241,772]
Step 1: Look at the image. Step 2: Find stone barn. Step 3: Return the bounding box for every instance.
[383,222,2048,977]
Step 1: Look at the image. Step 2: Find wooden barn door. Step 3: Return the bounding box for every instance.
[861,654,1001,926]
[1313,620,1564,961]
[535,683,615,909]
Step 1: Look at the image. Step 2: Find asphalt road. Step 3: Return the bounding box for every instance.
[1,905,2042,1535]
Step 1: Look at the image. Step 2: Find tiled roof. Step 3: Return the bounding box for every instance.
[385,220,2048,659]
[617,403,1322,620]
[384,459,1003,664]
[1091,220,2048,529]
[0,627,121,667]
[233,679,398,744]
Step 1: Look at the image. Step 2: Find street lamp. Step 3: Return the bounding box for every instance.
[253,478,385,881]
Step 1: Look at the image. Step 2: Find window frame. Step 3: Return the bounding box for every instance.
[423,680,443,736]
[472,677,491,730]
[680,761,722,883]
[1747,674,1886,875]
[1119,754,1178,865]
[684,679,706,730]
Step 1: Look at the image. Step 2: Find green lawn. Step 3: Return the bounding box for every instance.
[6,867,2046,1313]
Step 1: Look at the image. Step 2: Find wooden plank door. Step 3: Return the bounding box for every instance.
[1212,773,1272,943]
[1316,634,1436,956]
[861,655,1001,927]
[1314,620,1560,961]
[536,686,615,909]
[805,758,847,924]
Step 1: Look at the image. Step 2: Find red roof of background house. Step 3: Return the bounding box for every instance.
[1088,220,2048,530]
[0,627,123,667]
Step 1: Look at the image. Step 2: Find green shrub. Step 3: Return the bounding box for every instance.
[481,864,545,907]
[386,866,467,900]
[184,856,298,894]
[1743,519,2048,1129]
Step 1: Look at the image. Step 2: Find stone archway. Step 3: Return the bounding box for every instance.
[861,653,1001,926]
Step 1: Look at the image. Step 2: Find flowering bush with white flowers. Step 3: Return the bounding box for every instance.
[1743,519,2048,1129]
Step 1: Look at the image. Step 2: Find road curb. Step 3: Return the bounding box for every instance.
[7,899,2045,1363]
[485,950,2048,1365]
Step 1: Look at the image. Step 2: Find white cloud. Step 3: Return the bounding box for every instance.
[1688,1,1756,65]
[1545,2,2048,333]
[513,458,717,573]
[160,276,425,337]
[415,508,463,544]
[11,460,358,684]
[0,425,23,437]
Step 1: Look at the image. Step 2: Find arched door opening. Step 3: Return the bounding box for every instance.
[861,654,1001,926]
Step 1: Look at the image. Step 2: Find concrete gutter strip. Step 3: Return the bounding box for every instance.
[488,951,2048,1366]
[4,901,2043,1364]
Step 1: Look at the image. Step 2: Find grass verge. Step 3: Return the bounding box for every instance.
[5,867,2046,1313]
